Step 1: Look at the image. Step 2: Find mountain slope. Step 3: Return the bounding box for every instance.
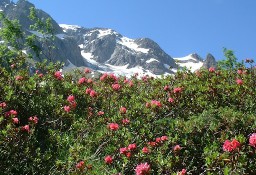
[0,0,217,77]
[60,24,178,76]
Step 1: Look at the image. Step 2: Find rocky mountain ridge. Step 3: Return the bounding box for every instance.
[0,0,217,77]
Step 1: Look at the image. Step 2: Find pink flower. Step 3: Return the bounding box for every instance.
[15,75,23,81]
[155,137,162,143]
[87,78,93,83]
[85,88,92,94]
[29,116,39,124]
[122,118,130,125]
[9,110,18,116]
[22,125,30,132]
[84,68,91,73]
[64,106,71,113]
[38,73,43,78]
[148,141,157,147]
[125,152,131,158]
[120,147,128,154]
[0,102,7,108]
[112,83,121,91]
[151,100,162,108]
[97,111,104,116]
[54,71,63,80]
[100,73,108,81]
[109,73,118,81]
[104,155,113,164]
[177,169,187,175]
[173,87,182,93]
[129,81,134,87]
[164,85,169,91]
[209,67,215,72]
[173,144,181,151]
[237,69,243,75]
[108,123,119,131]
[76,160,85,170]
[168,97,174,103]
[135,162,150,175]
[67,95,75,103]
[78,77,87,84]
[249,133,256,147]
[128,143,136,151]
[70,101,77,109]
[120,107,127,114]
[145,102,151,108]
[161,135,168,141]
[236,79,243,85]
[223,139,240,152]
[89,90,97,98]
[12,118,19,124]
[142,147,150,154]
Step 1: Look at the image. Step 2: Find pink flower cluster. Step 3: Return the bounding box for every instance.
[135,162,150,175]
[76,160,85,170]
[173,87,182,94]
[147,135,168,147]
[177,169,187,175]
[120,106,127,114]
[100,73,118,82]
[119,143,137,158]
[249,133,256,147]
[29,116,39,124]
[104,155,113,164]
[0,102,7,108]
[112,83,121,91]
[236,79,243,85]
[85,88,97,98]
[64,95,77,113]
[148,100,162,108]
[223,139,240,152]
[108,123,119,131]
[54,71,63,80]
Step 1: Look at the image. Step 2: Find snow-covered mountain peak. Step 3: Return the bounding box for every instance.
[174,53,204,72]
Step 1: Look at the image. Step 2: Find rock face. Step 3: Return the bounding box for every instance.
[61,25,178,75]
[203,53,217,69]
[0,0,218,77]
[0,0,87,67]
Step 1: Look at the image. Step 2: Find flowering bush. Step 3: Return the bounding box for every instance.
[0,19,255,174]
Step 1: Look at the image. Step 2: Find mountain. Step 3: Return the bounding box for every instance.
[60,24,178,76]
[0,0,217,77]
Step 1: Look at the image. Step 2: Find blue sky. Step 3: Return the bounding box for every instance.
[23,0,256,61]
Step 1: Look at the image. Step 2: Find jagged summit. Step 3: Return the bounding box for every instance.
[0,0,217,77]
[60,24,178,76]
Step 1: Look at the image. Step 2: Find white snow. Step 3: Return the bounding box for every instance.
[118,37,149,54]
[174,54,203,72]
[78,44,84,49]
[98,29,115,37]
[59,24,81,32]
[146,58,159,63]
[80,50,169,78]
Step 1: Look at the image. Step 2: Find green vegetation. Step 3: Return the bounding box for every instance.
[0,11,255,175]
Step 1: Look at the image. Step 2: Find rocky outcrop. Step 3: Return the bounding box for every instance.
[203,53,217,69]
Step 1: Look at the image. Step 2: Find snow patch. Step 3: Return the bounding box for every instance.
[174,54,204,72]
[59,24,81,32]
[146,58,159,63]
[98,29,116,37]
[118,37,149,54]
